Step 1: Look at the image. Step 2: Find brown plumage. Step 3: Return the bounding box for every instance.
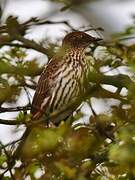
[14,31,101,158]
[31,31,101,124]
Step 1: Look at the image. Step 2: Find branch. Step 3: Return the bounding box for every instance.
[13,34,53,56]
[0,34,13,46]
[0,63,42,76]
[26,19,76,31]
[89,72,134,89]
[0,118,24,125]
[0,18,77,57]
[0,34,52,57]
[1,139,21,148]
[0,105,31,113]
[90,85,128,103]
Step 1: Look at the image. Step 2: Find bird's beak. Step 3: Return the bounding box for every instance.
[94,37,104,45]
[95,37,103,42]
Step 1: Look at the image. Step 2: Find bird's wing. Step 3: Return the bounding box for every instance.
[31,58,62,120]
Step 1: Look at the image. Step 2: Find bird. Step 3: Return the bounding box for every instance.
[13,31,101,159]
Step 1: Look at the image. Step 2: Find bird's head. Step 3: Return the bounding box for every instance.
[62,31,102,49]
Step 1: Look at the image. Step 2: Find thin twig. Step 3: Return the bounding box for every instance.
[0,142,15,179]
[24,87,32,105]
[89,100,97,117]
[0,105,31,113]
[0,118,24,125]
[1,139,21,149]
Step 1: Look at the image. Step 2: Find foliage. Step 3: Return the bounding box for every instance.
[0,1,135,180]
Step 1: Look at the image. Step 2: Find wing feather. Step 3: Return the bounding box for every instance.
[31,58,61,120]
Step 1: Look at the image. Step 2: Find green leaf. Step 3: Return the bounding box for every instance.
[1,177,11,180]
[22,127,63,158]
[27,162,40,176]
[55,161,77,179]
[0,154,7,165]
